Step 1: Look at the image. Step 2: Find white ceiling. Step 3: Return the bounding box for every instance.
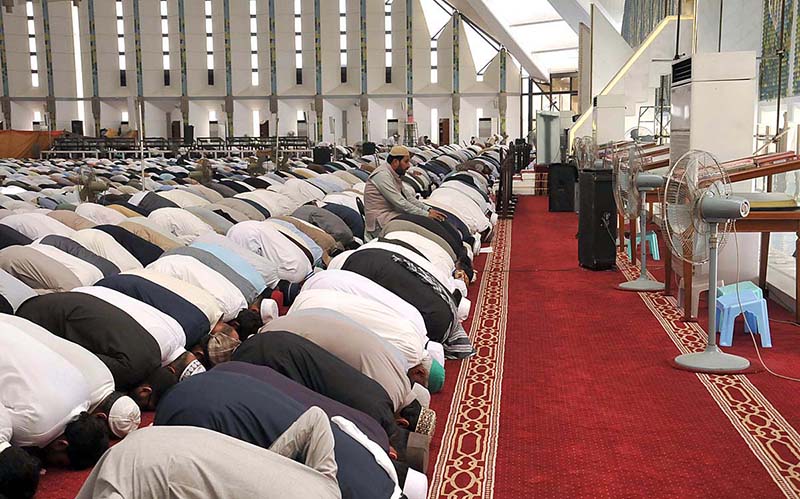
[449,0,626,80]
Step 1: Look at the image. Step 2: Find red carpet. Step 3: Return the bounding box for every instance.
[34,196,800,498]
[490,197,800,498]
[35,413,154,499]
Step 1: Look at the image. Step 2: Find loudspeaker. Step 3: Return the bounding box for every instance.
[548,163,576,211]
[578,169,617,270]
[171,121,182,140]
[363,141,376,155]
[313,146,331,165]
[183,124,194,146]
[71,120,84,136]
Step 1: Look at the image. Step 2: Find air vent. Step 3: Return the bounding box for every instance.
[672,58,692,85]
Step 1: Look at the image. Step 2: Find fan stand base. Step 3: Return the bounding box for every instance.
[618,277,665,292]
[674,345,750,372]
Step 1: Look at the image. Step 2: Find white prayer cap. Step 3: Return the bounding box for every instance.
[411,383,431,408]
[426,341,445,367]
[180,358,206,381]
[260,298,279,324]
[108,396,142,438]
[457,297,471,322]
[403,468,429,499]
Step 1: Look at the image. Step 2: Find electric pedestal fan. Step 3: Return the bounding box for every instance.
[626,126,656,144]
[573,136,597,169]
[613,144,665,291]
[663,150,751,372]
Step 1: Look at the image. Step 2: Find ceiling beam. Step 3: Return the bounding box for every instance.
[509,18,564,28]
[531,46,579,54]
[545,0,590,33]
[450,0,549,80]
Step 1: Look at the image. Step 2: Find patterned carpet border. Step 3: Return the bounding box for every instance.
[428,219,511,498]
[618,255,800,498]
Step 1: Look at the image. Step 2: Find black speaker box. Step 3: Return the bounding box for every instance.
[183,124,194,146]
[171,120,182,140]
[548,163,577,212]
[363,141,376,155]
[313,146,331,165]
[71,120,84,135]
[578,169,617,270]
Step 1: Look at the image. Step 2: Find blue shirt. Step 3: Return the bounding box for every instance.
[190,242,267,295]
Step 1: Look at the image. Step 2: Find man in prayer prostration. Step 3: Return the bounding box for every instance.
[16,292,200,410]
[2,314,141,440]
[154,369,410,499]
[0,325,110,471]
[76,413,342,499]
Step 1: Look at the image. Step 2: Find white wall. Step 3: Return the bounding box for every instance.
[0,0,522,143]
[591,4,632,98]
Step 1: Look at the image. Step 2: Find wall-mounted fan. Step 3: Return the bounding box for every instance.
[614,144,665,291]
[663,150,751,372]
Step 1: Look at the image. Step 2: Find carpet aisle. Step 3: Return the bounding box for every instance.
[485,196,798,498]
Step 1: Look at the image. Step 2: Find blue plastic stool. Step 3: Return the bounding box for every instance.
[715,290,771,348]
[717,281,763,300]
[626,231,660,261]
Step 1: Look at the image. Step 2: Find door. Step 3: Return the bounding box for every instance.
[439,118,450,145]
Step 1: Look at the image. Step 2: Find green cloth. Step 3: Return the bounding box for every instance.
[428,358,445,393]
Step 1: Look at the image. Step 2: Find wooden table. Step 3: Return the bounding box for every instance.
[665,210,800,322]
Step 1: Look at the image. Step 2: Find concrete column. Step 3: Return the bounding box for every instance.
[41,0,56,127]
[0,5,9,128]
[405,0,413,120]
[360,0,368,141]
[178,0,188,123]
[314,0,322,142]
[223,0,233,136]
[87,0,100,136]
[132,0,145,137]
[499,47,507,135]
[452,13,460,142]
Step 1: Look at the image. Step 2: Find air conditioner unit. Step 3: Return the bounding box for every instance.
[669,51,757,166]
[669,51,759,285]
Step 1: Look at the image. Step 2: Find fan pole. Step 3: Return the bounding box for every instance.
[618,191,664,292]
[674,223,750,372]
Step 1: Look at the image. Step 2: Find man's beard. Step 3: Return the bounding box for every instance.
[397,168,407,177]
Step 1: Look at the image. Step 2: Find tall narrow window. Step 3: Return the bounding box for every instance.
[26,1,39,88]
[115,0,127,86]
[384,1,392,84]
[252,109,260,136]
[339,0,347,83]
[205,0,215,85]
[430,39,438,84]
[294,0,302,85]
[249,0,259,86]
[71,4,85,123]
[160,0,171,85]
